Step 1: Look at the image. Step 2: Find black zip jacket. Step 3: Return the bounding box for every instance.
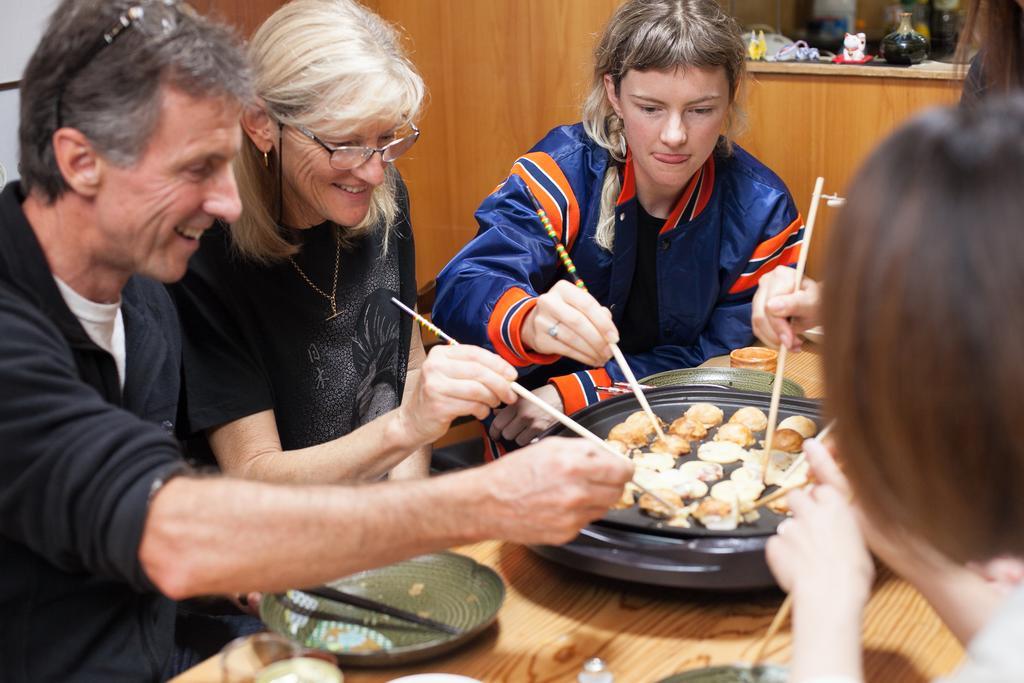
[0,183,186,681]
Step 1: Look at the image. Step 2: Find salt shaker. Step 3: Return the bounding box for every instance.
[578,657,614,683]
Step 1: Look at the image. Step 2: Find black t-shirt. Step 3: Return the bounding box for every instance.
[618,203,662,354]
[171,188,416,456]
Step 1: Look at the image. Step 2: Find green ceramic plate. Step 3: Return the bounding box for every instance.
[260,552,504,667]
[656,664,788,683]
[640,367,804,398]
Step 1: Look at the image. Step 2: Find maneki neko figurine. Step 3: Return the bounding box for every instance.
[833,31,872,63]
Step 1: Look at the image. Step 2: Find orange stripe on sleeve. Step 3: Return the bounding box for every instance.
[548,368,613,415]
[749,216,803,261]
[728,243,802,294]
[510,152,582,250]
[486,287,560,367]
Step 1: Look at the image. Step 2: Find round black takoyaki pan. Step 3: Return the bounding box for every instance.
[555,387,820,539]
[531,386,823,590]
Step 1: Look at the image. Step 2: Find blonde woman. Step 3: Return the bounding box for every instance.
[171,0,520,482]
[433,0,803,452]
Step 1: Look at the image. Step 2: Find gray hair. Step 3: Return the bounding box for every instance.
[582,0,747,251]
[19,0,252,203]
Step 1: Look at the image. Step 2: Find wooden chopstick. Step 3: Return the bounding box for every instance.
[297,586,465,635]
[526,196,666,441]
[761,177,826,483]
[389,298,683,516]
[752,594,792,664]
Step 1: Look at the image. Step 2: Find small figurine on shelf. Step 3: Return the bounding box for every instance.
[747,30,767,61]
[833,31,873,63]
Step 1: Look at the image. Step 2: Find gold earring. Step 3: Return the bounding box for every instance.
[262,150,270,168]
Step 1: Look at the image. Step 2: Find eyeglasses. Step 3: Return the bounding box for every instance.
[56,1,195,128]
[293,124,420,171]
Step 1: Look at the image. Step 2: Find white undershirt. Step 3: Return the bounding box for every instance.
[53,276,126,390]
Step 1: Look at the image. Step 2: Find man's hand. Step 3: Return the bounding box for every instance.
[489,384,562,446]
[395,344,518,447]
[480,437,633,545]
[520,280,618,366]
[751,266,822,351]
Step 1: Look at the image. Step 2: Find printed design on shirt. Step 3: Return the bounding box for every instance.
[351,288,400,428]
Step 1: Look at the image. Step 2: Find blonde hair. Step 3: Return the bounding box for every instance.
[232,0,425,262]
[581,0,747,251]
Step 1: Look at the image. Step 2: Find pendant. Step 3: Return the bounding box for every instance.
[325,310,342,322]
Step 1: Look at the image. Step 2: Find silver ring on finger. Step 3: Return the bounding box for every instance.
[547,322,560,339]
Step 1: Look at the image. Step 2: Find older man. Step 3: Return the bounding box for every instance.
[0,2,633,680]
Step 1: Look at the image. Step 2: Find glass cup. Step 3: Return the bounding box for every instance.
[220,633,342,683]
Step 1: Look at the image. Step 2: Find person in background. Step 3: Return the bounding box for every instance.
[433,0,803,453]
[960,0,1024,106]
[766,96,1024,683]
[171,0,509,484]
[0,2,633,679]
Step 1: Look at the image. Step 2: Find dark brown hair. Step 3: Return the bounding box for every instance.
[959,0,1024,96]
[823,95,1024,563]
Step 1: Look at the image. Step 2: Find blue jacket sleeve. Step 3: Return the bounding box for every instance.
[433,173,564,369]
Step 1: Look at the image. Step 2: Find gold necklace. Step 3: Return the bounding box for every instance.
[288,226,342,321]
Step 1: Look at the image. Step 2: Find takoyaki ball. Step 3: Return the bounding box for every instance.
[650,434,691,457]
[624,410,665,433]
[668,417,708,441]
[768,428,804,453]
[694,498,738,531]
[778,415,818,439]
[697,441,747,464]
[714,422,756,448]
[678,460,724,482]
[672,478,709,500]
[604,439,629,455]
[729,406,768,432]
[710,479,764,504]
[638,489,683,519]
[632,451,677,472]
[684,402,724,427]
[767,496,792,516]
[607,422,650,449]
[613,483,638,510]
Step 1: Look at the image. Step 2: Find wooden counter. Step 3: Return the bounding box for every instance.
[748,59,965,81]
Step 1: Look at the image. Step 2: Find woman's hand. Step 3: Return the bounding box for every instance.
[765,481,873,683]
[489,384,562,446]
[396,344,518,448]
[751,266,822,351]
[520,280,618,367]
[766,484,874,604]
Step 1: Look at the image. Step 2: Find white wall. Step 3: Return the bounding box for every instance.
[0,0,61,187]
[0,88,20,185]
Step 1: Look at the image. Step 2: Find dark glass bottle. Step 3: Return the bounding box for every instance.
[882,12,930,64]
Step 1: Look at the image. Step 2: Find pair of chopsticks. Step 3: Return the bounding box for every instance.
[390,298,682,516]
[526,195,666,442]
[750,419,836,663]
[761,177,825,483]
[278,586,463,635]
[594,381,655,395]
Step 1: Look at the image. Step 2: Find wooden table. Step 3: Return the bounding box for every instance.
[174,343,963,683]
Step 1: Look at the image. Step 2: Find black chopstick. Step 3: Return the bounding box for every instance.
[299,585,464,636]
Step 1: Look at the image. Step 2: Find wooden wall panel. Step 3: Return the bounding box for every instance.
[376,0,617,288]
[738,74,960,279]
